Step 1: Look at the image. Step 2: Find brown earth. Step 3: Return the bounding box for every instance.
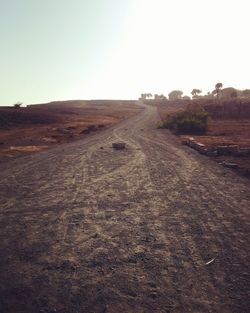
[0,102,249,313]
[179,119,250,178]
[0,100,141,163]
[155,101,250,177]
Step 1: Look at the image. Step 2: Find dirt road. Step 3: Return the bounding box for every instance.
[0,103,249,313]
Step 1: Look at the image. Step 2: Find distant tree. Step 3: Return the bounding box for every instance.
[215,82,223,100]
[140,93,152,100]
[154,94,167,100]
[215,82,223,90]
[191,89,202,98]
[182,95,191,100]
[168,90,183,100]
[159,94,167,100]
[13,101,23,108]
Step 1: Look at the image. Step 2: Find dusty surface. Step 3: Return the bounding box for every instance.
[191,119,250,148]
[0,103,249,313]
[154,100,250,177]
[180,119,250,177]
[0,100,141,162]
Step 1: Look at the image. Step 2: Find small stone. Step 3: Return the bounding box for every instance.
[112,142,126,150]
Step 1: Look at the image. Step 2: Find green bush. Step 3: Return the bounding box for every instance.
[159,104,208,134]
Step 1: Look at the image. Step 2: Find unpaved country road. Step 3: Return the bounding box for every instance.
[0,103,249,313]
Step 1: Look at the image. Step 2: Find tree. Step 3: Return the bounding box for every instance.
[154,94,166,100]
[215,82,223,100]
[191,89,202,98]
[168,90,183,100]
[182,95,191,100]
[140,93,152,100]
[215,82,223,90]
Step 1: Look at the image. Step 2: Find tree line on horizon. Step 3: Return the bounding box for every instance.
[140,83,250,101]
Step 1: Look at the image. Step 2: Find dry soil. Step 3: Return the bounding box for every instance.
[0,103,249,313]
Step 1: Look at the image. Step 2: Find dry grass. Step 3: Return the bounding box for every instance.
[0,100,142,161]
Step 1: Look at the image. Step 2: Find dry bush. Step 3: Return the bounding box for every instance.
[159,104,208,134]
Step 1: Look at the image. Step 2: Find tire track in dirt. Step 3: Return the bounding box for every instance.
[0,103,249,313]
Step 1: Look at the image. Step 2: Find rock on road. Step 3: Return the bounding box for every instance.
[0,103,249,313]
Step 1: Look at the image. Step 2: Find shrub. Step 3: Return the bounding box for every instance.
[159,104,208,134]
[13,102,23,108]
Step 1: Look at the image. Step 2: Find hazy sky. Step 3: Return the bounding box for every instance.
[0,0,249,105]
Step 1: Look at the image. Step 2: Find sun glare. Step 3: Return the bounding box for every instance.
[0,0,249,104]
[68,0,250,100]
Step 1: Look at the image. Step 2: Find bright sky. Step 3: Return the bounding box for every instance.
[0,0,249,105]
